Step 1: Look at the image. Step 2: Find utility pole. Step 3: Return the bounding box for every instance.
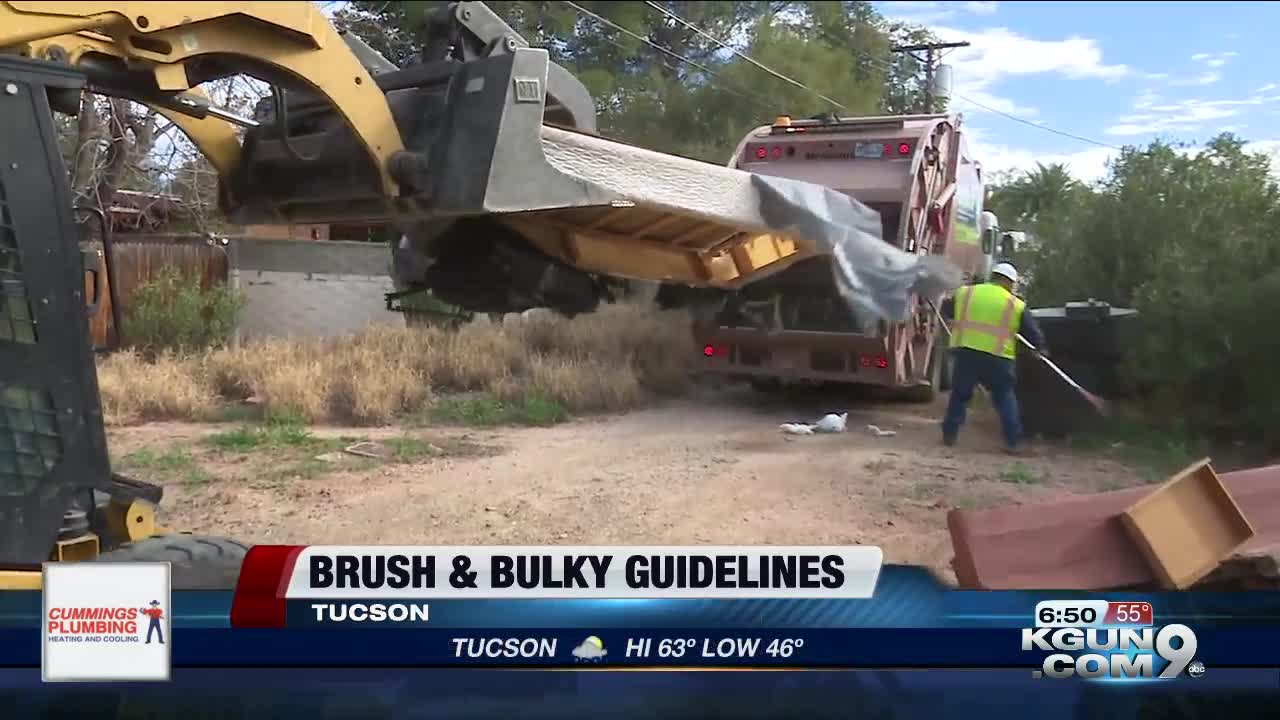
[891,41,970,113]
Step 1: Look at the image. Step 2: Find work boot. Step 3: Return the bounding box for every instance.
[942,434,957,447]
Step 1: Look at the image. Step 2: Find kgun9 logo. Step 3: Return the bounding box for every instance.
[1022,624,1198,680]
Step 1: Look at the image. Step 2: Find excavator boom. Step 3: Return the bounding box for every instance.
[0,0,953,316]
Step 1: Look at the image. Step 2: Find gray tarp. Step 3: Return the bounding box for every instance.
[751,173,964,327]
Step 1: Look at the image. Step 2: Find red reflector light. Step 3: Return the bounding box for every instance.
[771,146,783,159]
[876,356,889,369]
[883,143,893,156]
[755,146,767,160]
[703,345,716,357]
[898,143,911,156]
[703,344,728,358]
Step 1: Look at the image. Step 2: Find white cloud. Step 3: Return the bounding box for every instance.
[969,127,1280,184]
[966,127,1116,183]
[1106,91,1280,136]
[1256,83,1278,93]
[927,26,1130,119]
[1169,71,1222,87]
[1188,51,1238,69]
[880,1,1000,23]
[1133,90,1160,110]
[967,131,1280,183]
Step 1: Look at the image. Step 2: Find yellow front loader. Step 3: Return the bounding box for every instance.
[0,1,955,588]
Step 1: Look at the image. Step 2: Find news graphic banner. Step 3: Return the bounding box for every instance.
[230,545,884,626]
[9,545,1280,682]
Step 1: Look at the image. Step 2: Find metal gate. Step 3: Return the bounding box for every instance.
[0,56,112,565]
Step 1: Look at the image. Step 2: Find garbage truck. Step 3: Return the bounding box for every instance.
[689,113,1018,400]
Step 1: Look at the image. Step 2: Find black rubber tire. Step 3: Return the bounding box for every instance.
[93,534,249,590]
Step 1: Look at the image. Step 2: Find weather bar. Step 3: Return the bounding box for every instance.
[447,635,809,664]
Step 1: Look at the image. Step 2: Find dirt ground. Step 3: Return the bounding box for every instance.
[107,384,1149,583]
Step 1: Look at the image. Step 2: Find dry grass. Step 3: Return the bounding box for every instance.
[97,302,695,426]
[97,350,216,424]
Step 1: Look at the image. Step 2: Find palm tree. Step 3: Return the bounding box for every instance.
[990,162,1079,225]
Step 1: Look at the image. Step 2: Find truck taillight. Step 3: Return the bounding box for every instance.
[703,344,728,358]
[898,142,911,156]
[755,146,767,160]
[860,355,889,368]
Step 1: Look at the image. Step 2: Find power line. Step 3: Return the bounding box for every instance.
[949,94,1122,150]
[565,3,1118,152]
[641,0,848,111]
[836,35,1121,150]
[558,1,775,113]
[592,28,768,110]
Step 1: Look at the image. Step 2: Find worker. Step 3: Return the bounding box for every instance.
[940,262,1047,455]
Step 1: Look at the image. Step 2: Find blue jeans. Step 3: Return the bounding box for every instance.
[942,348,1022,449]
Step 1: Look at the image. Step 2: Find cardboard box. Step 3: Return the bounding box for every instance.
[1121,459,1256,589]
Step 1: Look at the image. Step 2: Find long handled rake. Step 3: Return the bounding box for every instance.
[926,299,1110,416]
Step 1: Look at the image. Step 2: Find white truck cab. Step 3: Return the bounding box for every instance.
[978,211,1020,281]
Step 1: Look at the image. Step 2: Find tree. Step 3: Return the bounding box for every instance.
[987,162,1080,226]
[1001,134,1280,451]
[331,1,934,162]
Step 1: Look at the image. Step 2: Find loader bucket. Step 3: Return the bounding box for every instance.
[224,47,960,321]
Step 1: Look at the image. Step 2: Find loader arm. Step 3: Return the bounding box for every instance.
[0,1,405,192]
[0,1,939,317]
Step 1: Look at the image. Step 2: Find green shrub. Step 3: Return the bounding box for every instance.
[991,135,1280,454]
[125,266,245,353]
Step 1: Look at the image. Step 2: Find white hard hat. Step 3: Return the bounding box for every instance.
[991,262,1018,283]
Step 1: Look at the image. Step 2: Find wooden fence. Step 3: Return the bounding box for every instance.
[85,235,229,349]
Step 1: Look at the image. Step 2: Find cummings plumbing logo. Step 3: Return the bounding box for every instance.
[42,563,171,682]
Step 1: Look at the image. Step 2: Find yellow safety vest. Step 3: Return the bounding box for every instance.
[950,283,1025,360]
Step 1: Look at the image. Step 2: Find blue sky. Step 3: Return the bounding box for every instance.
[315,1,1279,181]
[876,0,1280,180]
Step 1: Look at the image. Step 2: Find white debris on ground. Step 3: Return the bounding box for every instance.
[866,424,897,438]
[779,412,848,436]
[815,412,848,433]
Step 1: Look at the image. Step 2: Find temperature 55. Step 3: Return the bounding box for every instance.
[1036,600,1110,628]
